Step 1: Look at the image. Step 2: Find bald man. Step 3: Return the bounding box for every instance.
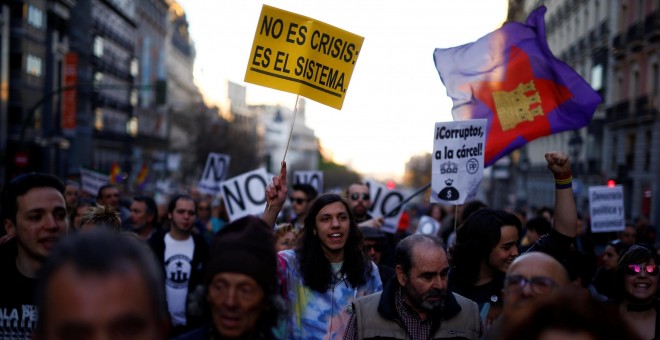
[483,252,572,339]
[501,252,571,313]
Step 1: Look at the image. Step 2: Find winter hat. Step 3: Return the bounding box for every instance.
[206,215,277,293]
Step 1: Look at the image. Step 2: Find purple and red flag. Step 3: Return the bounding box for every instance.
[109,162,122,184]
[434,6,601,166]
[134,163,149,190]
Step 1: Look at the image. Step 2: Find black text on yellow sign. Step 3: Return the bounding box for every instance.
[244,5,364,110]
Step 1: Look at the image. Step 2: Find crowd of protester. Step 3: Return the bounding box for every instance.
[0,151,657,339]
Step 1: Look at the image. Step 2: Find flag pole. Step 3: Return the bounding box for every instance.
[266,94,300,212]
[282,94,300,163]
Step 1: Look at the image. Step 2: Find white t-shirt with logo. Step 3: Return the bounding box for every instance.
[164,233,195,326]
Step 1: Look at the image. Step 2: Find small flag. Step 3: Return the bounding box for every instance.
[434,6,601,166]
[135,163,149,190]
[109,162,122,184]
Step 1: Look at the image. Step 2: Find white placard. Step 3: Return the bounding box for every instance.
[589,185,625,233]
[80,167,109,196]
[293,171,323,194]
[198,153,231,195]
[219,168,270,222]
[416,215,441,235]
[365,179,406,234]
[431,119,487,205]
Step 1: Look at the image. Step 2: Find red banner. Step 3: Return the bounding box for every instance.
[61,52,77,130]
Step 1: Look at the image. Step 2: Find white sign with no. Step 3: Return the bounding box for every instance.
[293,171,323,194]
[365,179,406,234]
[220,168,270,222]
[199,153,230,195]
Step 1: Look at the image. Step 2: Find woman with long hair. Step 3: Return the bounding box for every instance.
[264,164,382,339]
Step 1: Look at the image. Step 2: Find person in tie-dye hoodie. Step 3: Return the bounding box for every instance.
[263,167,382,340]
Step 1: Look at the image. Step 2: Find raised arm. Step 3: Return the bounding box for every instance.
[544,151,577,238]
[262,161,287,227]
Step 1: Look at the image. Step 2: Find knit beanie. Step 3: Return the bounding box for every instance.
[205,216,277,293]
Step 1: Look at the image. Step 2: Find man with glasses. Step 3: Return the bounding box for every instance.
[289,184,317,229]
[347,183,384,228]
[0,173,68,339]
[360,226,395,284]
[481,252,572,338]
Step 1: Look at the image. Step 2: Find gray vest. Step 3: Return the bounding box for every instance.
[353,292,482,340]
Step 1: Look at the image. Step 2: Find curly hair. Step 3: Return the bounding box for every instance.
[296,194,372,292]
[449,208,522,288]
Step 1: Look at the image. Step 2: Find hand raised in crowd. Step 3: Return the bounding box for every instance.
[544,151,571,177]
[263,161,287,227]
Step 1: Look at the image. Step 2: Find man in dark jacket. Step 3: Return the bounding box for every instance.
[150,194,208,336]
[345,234,482,339]
[174,216,278,340]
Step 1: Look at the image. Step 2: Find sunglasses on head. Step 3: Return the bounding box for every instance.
[289,197,307,205]
[350,193,370,201]
[626,264,659,276]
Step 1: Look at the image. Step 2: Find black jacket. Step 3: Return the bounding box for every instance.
[150,232,209,328]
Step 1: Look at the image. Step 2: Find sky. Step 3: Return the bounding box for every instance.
[176,0,508,181]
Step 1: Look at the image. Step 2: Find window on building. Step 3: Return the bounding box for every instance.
[130,58,138,77]
[94,72,103,86]
[591,64,603,90]
[94,108,104,131]
[644,130,652,171]
[26,54,42,77]
[631,69,640,112]
[619,3,627,33]
[595,0,599,22]
[93,36,104,57]
[626,134,636,168]
[652,63,659,109]
[127,116,138,137]
[611,135,618,171]
[27,5,44,29]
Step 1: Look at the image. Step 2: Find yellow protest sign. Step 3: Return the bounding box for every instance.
[245,5,364,110]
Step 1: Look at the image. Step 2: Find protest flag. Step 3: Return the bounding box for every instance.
[134,163,149,190]
[433,6,601,166]
[109,162,122,184]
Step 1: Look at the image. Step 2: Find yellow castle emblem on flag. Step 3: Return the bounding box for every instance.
[492,80,543,131]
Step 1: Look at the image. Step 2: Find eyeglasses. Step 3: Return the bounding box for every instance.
[364,243,383,252]
[625,264,659,276]
[504,275,557,295]
[350,193,370,201]
[289,197,308,205]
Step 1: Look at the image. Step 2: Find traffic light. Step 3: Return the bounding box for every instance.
[386,180,396,190]
[607,179,616,188]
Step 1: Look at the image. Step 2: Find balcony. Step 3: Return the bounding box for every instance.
[612,34,625,59]
[605,100,629,121]
[635,95,660,117]
[578,37,587,54]
[627,23,644,51]
[645,10,660,42]
[600,21,609,37]
[589,29,598,45]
